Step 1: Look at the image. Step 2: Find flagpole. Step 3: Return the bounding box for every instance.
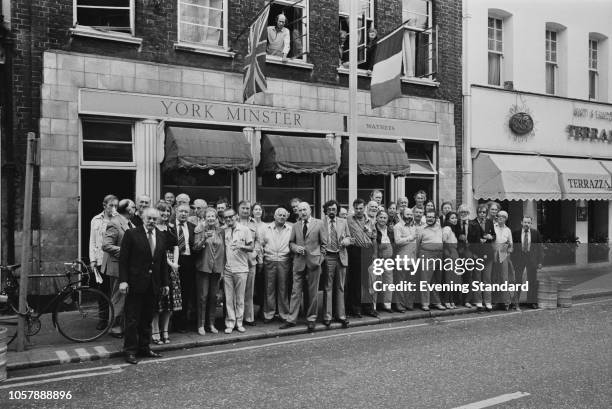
[347,0,359,207]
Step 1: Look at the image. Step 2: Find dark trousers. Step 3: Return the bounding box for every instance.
[512,257,539,303]
[95,268,112,323]
[346,246,373,313]
[195,271,220,328]
[123,282,156,355]
[177,255,196,330]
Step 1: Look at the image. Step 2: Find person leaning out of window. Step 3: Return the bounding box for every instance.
[267,13,290,61]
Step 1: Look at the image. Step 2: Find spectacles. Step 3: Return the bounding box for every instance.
[224,215,234,219]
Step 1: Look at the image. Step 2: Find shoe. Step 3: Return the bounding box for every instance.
[531,303,539,309]
[365,310,379,318]
[464,302,473,308]
[197,327,206,336]
[405,305,414,311]
[338,319,349,329]
[208,326,219,334]
[236,326,246,333]
[511,304,521,311]
[393,306,406,313]
[137,350,162,358]
[279,322,296,329]
[485,303,493,311]
[96,321,108,331]
[421,306,430,311]
[307,322,315,332]
[263,318,273,324]
[503,304,510,311]
[450,303,456,309]
[323,320,331,327]
[433,304,446,310]
[475,303,484,310]
[152,338,163,345]
[125,354,138,365]
[351,312,362,318]
[224,328,233,334]
[109,332,123,339]
[381,307,394,314]
[444,303,452,309]
[244,321,256,327]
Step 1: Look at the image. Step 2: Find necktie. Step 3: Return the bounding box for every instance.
[147,230,155,256]
[329,220,338,252]
[302,220,308,239]
[463,221,467,235]
[178,222,186,254]
[523,230,529,252]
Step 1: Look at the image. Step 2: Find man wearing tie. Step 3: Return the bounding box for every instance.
[281,202,327,332]
[512,216,543,309]
[456,204,473,308]
[169,204,197,332]
[321,200,351,328]
[467,204,496,311]
[119,208,169,364]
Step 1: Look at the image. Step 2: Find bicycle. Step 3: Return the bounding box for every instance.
[0,260,114,345]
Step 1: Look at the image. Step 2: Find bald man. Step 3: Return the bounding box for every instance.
[280,202,327,332]
[267,13,290,60]
[131,194,151,227]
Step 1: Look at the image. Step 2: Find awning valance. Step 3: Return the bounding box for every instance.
[473,153,562,201]
[162,127,253,172]
[341,140,411,176]
[260,134,338,174]
[547,157,612,200]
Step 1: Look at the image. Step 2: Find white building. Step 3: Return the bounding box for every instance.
[463,0,612,268]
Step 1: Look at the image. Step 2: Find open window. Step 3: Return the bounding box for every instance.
[402,0,437,80]
[74,0,135,36]
[338,0,375,70]
[266,0,308,61]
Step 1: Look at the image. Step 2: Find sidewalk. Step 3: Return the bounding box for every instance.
[4,265,611,372]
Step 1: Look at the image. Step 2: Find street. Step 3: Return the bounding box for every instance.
[1,297,611,409]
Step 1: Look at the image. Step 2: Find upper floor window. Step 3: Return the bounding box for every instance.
[178,0,228,50]
[266,0,309,62]
[402,0,436,80]
[589,39,598,99]
[74,0,134,36]
[338,0,375,70]
[545,30,558,94]
[487,17,503,86]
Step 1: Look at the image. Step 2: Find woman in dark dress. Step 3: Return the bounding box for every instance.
[151,202,181,344]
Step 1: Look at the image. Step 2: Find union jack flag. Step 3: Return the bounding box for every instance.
[242,7,270,103]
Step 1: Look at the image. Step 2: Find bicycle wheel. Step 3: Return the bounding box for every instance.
[54,287,114,342]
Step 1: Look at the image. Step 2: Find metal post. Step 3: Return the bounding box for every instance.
[17,132,38,351]
[348,0,359,206]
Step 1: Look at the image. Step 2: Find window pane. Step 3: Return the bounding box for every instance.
[77,8,130,32]
[82,122,132,142]
[495,28,502,41]
[79,0,130,6]
[488,52,501,86]
[83,142,133,162]
[488,18,494,28]
[589,71,597,99]
[546,63,555,94]
[183,0,223,8]
[180,4,223,28]
[495,40,502,52]
[402,0,429,29]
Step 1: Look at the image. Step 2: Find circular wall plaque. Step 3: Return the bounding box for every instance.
[508,112,534,135]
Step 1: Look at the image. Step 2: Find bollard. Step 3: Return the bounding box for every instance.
[557,279,573,308]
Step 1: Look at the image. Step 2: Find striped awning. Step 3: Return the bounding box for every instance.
[162,127,253,172]
[260,134,338,174]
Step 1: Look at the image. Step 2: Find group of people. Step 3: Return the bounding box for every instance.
[88,189,544,364]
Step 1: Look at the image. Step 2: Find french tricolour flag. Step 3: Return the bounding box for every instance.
[370,29,404,109]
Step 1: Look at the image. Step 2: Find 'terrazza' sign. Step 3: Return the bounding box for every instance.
[567,125,612,142]
[567,178,612,190]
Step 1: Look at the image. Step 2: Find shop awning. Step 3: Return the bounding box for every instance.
[163,127,253,172]
[341,140,411,176]
[260,134,338,174]
[547,157,612,200]
[473,153,562,200]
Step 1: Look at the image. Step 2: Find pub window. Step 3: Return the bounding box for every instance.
[163,169,235,207]
[178,0,228,50]
[589,38,598,99]
[266,0,309,61]
[74,0,135,36]
[545,30,558,95]
[487,17,503,86]
[338,0,375,70]
[81,120,134,163]
[402,0,437,80]
[257,172,318,222]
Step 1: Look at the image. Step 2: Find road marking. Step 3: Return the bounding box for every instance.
[94,345,110,358]
[0,366,124,390]
[4,364,125,382]
[75,348,91,361]
[573,298,612,306]
[55,350,71,363]
[452,391,530,409]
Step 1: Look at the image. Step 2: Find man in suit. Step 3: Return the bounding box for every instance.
[512,216,543,310]
[169,203,198,332]
[321,200,351,328]
[456,204,474,308]
[467,203,496,311]
[280,202,327,332]
[119,207,169,364]
[102,198,136,337]
[131,194,151,228]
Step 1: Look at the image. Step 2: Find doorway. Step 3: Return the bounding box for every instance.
[80,169,136,261]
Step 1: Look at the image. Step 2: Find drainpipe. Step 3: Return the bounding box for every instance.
[462,0,474,214]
